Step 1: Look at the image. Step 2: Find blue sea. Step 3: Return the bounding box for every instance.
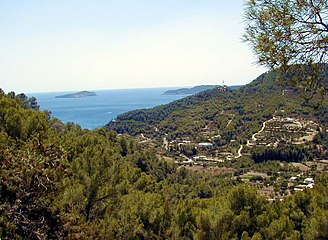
[32,88,186,129]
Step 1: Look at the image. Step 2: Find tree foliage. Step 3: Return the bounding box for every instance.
[1,88,328,239]
[244,0,328,97]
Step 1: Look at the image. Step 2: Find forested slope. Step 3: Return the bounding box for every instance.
[106,69,327,151]
[1,68,328,239]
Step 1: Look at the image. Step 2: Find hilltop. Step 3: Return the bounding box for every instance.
[162,85,242,95]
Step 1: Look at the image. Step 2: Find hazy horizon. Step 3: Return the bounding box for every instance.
[1,0,266,93]
[27,83,246,94]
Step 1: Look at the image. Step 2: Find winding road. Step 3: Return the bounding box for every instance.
[237,115,275,158]
[235,145,243,159]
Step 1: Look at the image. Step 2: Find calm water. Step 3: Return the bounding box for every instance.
[32,88,186,129]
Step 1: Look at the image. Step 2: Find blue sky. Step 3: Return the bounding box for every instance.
[0,0,266,93]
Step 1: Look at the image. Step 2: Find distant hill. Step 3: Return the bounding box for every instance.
[55,91,97,98]
[162,85,219,95]
[162,85,243,95]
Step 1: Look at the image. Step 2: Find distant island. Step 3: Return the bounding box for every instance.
[55,91,97,98]
[162,85,243,95]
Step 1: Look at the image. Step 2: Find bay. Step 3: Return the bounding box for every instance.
[31,88,187,129]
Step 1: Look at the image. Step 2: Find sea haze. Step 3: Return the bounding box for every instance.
[32,88,187,129]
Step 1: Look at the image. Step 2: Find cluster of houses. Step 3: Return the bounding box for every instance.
[172,140,235,165]
[252,173,316,201]
[291,176,315,191]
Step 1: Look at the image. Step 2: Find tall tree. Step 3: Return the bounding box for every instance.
[243,0,328,97]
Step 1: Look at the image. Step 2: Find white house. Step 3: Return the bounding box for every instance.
[304,177,314,184]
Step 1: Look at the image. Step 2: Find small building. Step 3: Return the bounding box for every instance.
[282,89,298,96]
[306,183,314,189]
[193,156,207,162]
[294,184,307,191]
[304,177,314,184]
[198,142,213,148]
[218,85,228,92]
[289,176,298,182]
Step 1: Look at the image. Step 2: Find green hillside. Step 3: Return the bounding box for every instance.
[1,68,328,239]
[106,68,328,199]
[106,70,327,152]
